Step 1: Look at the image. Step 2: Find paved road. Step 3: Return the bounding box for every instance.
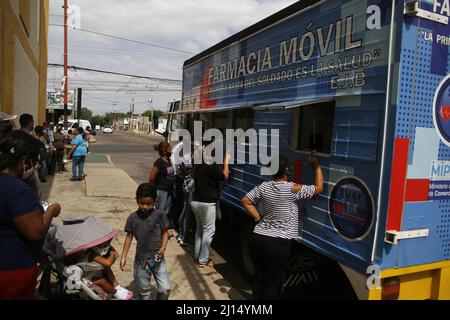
[91,132,164,184]
[91,132,253,299]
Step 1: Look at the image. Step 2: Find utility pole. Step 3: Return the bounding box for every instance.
[77,88,82,125]
[129,97,135,133]
[148,97,154,134]
[112,102,117,130]
[63,0,69,130]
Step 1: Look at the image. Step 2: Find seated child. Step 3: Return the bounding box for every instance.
[88,241,133,300]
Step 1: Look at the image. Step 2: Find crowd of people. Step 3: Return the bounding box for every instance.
[138,140,323,301]
[0,110,324,301]
[0,112,95,195]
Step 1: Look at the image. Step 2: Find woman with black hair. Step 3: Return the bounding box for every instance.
[149,142,176,218]
[190,147,230,268]
[67,127,88,181]
[0,131,61,300]
[241,153,324,300]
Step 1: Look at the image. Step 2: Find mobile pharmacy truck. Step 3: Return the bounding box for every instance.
[166,0,450,300]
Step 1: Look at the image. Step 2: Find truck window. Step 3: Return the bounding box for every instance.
[212,111,233,132]
[233,108,253,131]
[197,113,214,130]
[171,114,186,132]
[295,101,335,155]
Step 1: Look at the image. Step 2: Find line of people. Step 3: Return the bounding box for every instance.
[1,110,323,300]
[0,112,95,197]
[142,140,323,300]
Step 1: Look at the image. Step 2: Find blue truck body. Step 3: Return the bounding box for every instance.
[179,0,450,277]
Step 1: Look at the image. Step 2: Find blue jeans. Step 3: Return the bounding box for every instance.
[191,201,216,264]
[156,190,173,216]
[133,258,171,300]
[72,156,86,179]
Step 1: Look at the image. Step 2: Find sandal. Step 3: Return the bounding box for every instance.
[198,259,214,268]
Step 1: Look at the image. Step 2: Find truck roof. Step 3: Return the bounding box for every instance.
[183,0,317,68]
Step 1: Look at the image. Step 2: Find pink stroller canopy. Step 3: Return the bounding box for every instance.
[44,216,118,259]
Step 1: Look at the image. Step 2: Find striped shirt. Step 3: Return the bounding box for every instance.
[245,181,316,240]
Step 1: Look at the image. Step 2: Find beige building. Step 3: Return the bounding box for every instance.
[0,0,49,125]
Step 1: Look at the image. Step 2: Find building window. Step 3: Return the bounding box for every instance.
[295,101,336,154]
[20,0,31,36]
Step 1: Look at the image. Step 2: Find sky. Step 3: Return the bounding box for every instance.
[47,0,298,115]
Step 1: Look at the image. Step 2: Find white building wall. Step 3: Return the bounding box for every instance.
[13,38,39,123]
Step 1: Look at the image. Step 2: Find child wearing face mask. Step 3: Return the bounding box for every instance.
[85,240,132,300]
[120,183,171,300]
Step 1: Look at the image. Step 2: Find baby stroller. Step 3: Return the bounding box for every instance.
[38,216,119,300]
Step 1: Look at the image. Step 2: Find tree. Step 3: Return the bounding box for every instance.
[80,107,93,121]
[104,112,128,125]
[90,115,104,127]
[142,109,165,118]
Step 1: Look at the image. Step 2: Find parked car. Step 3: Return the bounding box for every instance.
[102,126,113,134]
[59,120,92,131]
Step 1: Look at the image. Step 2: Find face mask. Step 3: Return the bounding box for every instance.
[22,160,34,180]
[138,208,154,217]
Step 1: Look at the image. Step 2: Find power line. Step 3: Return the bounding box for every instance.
[47,63,182,84]
[48,42,185,57]
[49,24,195,55]
[74,89,182,92]
[47,78,181,86]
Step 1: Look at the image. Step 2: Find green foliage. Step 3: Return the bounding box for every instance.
[90,115,104,127]
[78,108,162,127]
[142,109,165,118]
[80,107,93,120]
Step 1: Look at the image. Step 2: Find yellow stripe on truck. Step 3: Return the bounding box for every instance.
[368,261,450,300]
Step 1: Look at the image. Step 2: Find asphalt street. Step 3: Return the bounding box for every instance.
[91,132,163,184]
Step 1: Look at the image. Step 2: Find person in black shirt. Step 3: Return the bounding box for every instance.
[191,149,230,268]
[149,142,176,218]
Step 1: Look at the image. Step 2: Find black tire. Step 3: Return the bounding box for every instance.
[37,268,53,299]
[237,220,256,283]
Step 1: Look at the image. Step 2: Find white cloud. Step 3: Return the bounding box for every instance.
[48,0,298,115]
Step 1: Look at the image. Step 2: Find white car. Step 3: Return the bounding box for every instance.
[102,126,113,134]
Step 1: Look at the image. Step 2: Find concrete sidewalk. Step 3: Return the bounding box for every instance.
[84,154,137,199]
[40,154,244,300]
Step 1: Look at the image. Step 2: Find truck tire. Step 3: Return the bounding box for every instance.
[238,220,256,283]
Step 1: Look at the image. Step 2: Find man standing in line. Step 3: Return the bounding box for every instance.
[19,114,41,198]
[43,122,56,176]
[19,114,35,135]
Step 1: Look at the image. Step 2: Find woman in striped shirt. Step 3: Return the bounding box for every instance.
[241,154,324,300]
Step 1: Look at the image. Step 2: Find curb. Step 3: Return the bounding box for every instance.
[106,154,114,165]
